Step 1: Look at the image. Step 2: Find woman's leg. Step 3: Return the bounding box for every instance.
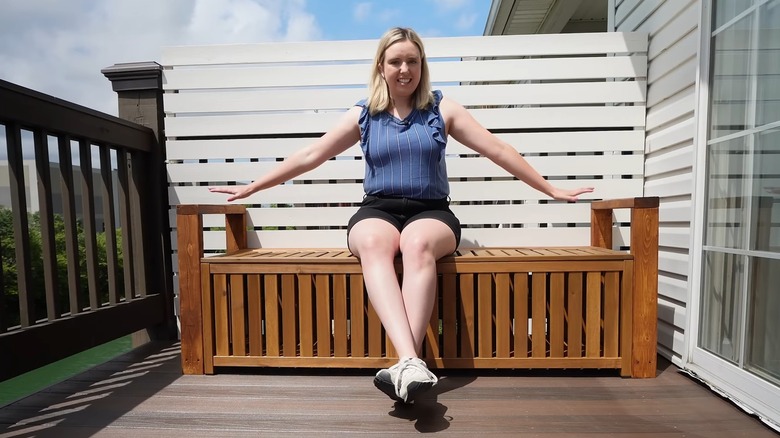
[347,218,419,359]
[398,218,457,354]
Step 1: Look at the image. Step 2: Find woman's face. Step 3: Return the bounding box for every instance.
[379,39,422,99]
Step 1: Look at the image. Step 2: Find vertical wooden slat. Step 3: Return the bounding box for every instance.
[585,272,602,357]
[621,261,634,377]
[424,280,440,360]
[495,273,510,358]
[367,295,382,358]
[459,273,475,358]
[591,207,613,249]
[604,271,620,357]
[57,136,82,315]
[225,212,247,252]
[264,275,280,357]
[99,147,119,305]
[5,123,34,326]
[79,140,99,311]
[214,274,229,357]
[33,129,59,320]
[247,274,263,356]
[349,274,365,358]
[176,208,204,374]
[298,274,314,357]
[315,274,331,357]
[282,274,297,357]
[442,274,457,359]
[549,272,565,358]
[230,274,246,356]
[201,266,214,374]
[531,273,547,358]
[116,151,135,302]
[333,274,348,357]
[478,274,493,357]
[385,333,397,358]
[513,273,529,358]
[567,272,583,358]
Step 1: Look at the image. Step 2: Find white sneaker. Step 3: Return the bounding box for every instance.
[373,361,404,402]
[395,357,438,403]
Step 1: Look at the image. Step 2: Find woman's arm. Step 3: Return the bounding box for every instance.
[209,106,362,202]
[440,97,593,201]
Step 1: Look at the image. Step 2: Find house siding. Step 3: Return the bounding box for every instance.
[612,0,702,365]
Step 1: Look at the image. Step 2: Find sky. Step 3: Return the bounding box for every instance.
[0,0,492,117]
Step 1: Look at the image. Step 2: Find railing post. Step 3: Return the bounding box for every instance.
[102,62,176,343]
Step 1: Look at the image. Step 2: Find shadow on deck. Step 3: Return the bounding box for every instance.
[0,341,776,437]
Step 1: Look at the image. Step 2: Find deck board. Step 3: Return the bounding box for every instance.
[0,341,776,437]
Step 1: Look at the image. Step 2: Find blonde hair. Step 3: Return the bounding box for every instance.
[367,27,434,115]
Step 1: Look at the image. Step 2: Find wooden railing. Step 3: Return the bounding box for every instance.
[0,78,174,380]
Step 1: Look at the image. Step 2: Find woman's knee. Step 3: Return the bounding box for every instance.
[348,220,400,257]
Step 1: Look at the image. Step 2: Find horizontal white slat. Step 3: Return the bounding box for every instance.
[171,203,632,230]
[167,154,644,183]
[165,106,647,137]
[161,33,647,66]
[166,131,647,160]
[163,56,648,91]
[164,81,647,114]
[170,179,644,206]
[186,226,632,250]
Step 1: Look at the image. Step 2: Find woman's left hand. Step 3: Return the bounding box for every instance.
[550,187,594,202]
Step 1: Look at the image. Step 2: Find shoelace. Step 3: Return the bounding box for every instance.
[393,358,435,395]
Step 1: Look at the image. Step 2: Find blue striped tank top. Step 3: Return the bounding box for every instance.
[355,90,449,199]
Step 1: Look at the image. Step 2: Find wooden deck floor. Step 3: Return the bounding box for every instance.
[0,341,776,437]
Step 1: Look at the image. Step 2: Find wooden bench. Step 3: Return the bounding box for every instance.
[177,198,657,378]
[163,33,658,377]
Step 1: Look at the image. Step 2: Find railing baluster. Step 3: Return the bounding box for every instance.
[6,122,34,327]
[116,150,134,301]
[57,136,82,315]
[99,146,119,305]
[79,140,100,311]
[128,152,147,297]
[34,129,60,321]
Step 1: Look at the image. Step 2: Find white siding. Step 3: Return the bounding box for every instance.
[612,0,701,366]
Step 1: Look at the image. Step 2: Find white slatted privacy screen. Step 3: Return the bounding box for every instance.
[162,32,648,253]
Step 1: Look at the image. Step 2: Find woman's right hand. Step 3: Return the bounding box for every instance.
[208,185,253,202]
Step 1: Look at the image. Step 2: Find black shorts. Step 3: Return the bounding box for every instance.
[347,195,461,246]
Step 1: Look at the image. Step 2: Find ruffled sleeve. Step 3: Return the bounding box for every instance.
[355,98,370,148]
[426,90,446,147]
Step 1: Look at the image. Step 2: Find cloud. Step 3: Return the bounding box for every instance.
[0,0,322,116]
[428,0,469,11]
[353,2,372,22]
[455,12,479,31]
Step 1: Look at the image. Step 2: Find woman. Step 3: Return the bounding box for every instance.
[209,27,593,403]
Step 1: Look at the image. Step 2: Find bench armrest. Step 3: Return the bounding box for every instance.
[590,196,659,378]
[175,204,247,374]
